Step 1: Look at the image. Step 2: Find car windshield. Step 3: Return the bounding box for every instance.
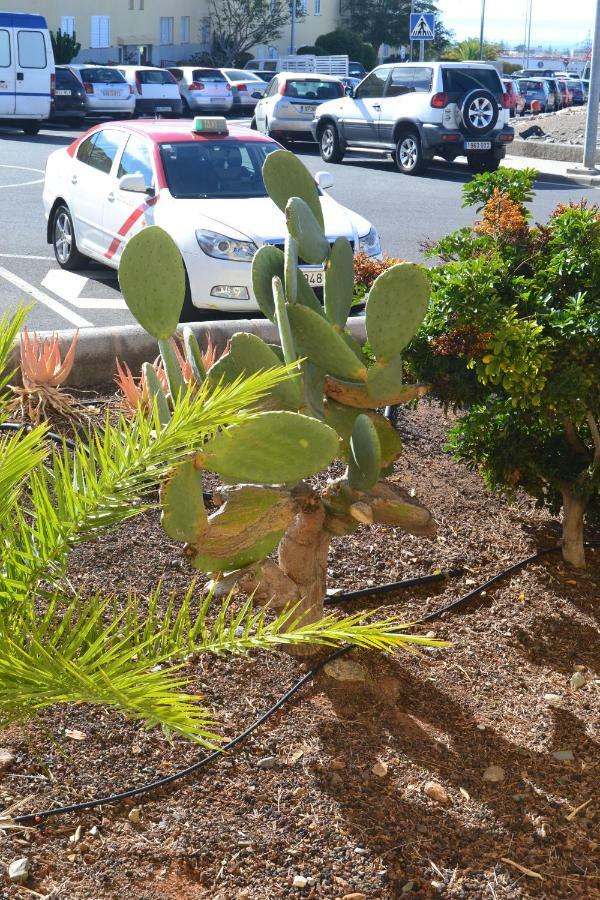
[284,79,343,100]
[159,140,278,199]
[520,80,545,91]
[192,69,227,82]
[138,69,175,84]
[443,68,502,94]
[225,69,262,81]
[80,67,125,84]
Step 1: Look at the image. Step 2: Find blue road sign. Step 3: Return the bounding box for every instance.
[410,13,435,41]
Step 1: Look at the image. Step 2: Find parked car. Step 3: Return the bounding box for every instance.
[115,66,182,117]
[247,70,276,85]
[166,67,233,113]
[312,62,514,175]
[502,78,525,118]
[253,73,344,143]
[43,118,380,316]
[0,11,54,134]
[568,78,587,104]
[50,65,86,124]
[541,77,562,110]
[69,65,135,118]
[556,78,573,107]
[349,61,367,80]
[221,69,267,111]
[518,79,555,113]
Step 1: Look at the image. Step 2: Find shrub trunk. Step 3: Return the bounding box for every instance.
[561,486,587,569]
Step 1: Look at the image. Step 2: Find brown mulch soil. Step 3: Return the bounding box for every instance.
[1,402,598,899]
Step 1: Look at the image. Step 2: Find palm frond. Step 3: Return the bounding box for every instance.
[0,425,49,511]
[0,305,29,408]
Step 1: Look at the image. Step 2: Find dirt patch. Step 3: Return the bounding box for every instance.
[514,105,599,145]
[1,402,598,899]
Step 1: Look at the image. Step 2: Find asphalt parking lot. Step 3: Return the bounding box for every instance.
[0,116,595,332]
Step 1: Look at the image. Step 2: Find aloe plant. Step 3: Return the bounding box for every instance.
[120,150,435,636]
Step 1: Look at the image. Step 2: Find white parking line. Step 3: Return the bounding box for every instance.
[0,253,55,261]
[41,269,127,310]
[0,266,92,328]
[0,164,45,189]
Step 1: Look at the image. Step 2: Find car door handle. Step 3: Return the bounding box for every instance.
[71,175,77,184]
[16,72,24,81]
[373,103,381,110]
[107,192,115,202]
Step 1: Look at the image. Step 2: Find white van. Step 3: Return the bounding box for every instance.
[0,11,54,134]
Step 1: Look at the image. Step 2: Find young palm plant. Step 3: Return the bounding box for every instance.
[0,307,445,746]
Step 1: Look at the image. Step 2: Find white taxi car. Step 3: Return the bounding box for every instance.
[43,118,382,318]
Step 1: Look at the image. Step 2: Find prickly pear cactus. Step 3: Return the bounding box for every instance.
[120,149,435,646]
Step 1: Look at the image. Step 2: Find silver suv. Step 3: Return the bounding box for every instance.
[312,62,514,175]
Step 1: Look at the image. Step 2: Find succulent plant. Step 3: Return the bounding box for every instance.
[11,328,87,423]
[120,149,434,640]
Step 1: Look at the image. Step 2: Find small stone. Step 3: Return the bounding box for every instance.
[402,882,415,894]
[128,807,141,824]
[372,760,388,778]
[432,881,445,891]
[256,756,277,769]
[354,847,369,855]
[326,588,342,597]
[552,750,574,762]
[89,826,99,836]
[483,765,505,783]
[324,658,368,683]
[570,671,586,690]
[69,825,82,844]
[476,724,486,731]
[0,749,15,771]
[424,781,449,804]
[292,875,308,888]
[8,857,30,884]
[342,894,367,900]
[544,693,562,705]
[425,631,436,639]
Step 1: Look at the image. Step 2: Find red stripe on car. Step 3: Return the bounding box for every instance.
[105,195,159,260]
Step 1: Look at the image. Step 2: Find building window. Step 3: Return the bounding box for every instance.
[180,16,190,43]
[202,17,210,46]
[159,16,174,44]
[90,15,110,49]
[60,16,75,35]
[314,0,321,13]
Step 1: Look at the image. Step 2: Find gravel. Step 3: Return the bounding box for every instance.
[514,105,599,145]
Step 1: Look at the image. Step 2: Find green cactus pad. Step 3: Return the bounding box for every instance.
[366,354,404,404]
[158,338,185,400]
[285,235,298,304]
[287,305,368,381]
[182,327,206,384]
[296,272,324,316]
[143,362,170,426]
[324,237,354,327]
[186,486,293,572]
[119,226,185,339]
[323,400,402,467]
[197,411,338,484]
[262,149,324,228]
[273,276,297,366]
[286,198,330,265]
[340,330,365,361]
[302,360,326,419]
[325,374,430,409]
[252,245,284,321]
[161,459,207,542]
[366,263,430,362]
[367,482,434,536]
[206,352,241,389]
[230,332,302,409]
[348,414,381,491]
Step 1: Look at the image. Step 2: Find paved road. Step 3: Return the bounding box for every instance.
[0,119,595,332]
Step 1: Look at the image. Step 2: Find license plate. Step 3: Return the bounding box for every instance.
[155,106,170,112]
[464,141,491,150]
[299,105,316,114]
[210,98,222,102]
[55,89,71,96]
[103,90,119,97]
[302,268,324,287]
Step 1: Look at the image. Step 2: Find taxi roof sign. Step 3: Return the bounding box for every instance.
[192,116,229,134]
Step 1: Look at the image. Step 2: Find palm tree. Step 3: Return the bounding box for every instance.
[0,308,444,745]
[444,37,502,61]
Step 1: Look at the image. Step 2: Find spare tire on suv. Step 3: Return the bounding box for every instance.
[459,88,499,135]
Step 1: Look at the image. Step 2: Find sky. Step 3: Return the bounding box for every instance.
[437,0,595,49]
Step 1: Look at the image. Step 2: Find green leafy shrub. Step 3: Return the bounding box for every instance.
[408,170,600,568]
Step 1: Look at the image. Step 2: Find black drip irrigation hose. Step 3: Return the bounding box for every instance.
[0,421,77,451]
[15,540,597,828]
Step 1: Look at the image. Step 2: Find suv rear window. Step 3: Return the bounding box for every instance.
[138,69,175,85]
[56,67,81,88]
[284,79,343,100]
[442,68,502,95]
[192,69,226,82]
[520,80,545,91]
[80,67,126,84]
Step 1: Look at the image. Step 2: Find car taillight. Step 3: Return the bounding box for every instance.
[501,92,510,108]
[189,82,204,91]
[237,83,248,92]
[135,73,142,95]
[279,80,287,96]
[129,84,134,95]
[430,92,449,108]
[50,72,55,99]
[84,82,94,95]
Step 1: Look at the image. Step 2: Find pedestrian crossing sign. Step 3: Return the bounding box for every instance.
[410,13,435,41]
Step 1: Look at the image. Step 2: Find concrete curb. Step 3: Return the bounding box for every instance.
[9,317,367,389]
[506,140,600,186]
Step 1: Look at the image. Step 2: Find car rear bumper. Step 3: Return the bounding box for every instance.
[85,99,135,115]
[420,123,514,158]
[268,115,317,138]
[188,95,233,112]
[135,98,182,115]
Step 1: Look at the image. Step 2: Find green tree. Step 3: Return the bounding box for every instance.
[443,37,502,61]
[50,28,81,64]
[342,0,440,55]
[207,0,300,66]
[315,27,376,69]
[407,170,600,569]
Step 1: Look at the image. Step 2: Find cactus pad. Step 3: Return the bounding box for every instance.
[142,362,170,426]
[287,305,368,381]
[161,459,207,542]
[252,244,284,321]
[348,414,381,490]
[324,237,355,327]
[158,338,185,400]
[197,411,339,484]
[230,332,302,409]
[182,327,206,384]
[366,263,430,362]
[366,354,404,404]
[119,226,186,339]
[324,400,402,467]
[325,374,429,409]
[286,198,330,265]
[263,149,324,228]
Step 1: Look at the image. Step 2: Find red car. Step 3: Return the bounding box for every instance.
[557,79,573,107]
[502,79,526,117]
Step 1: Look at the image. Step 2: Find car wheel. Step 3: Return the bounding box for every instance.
[319,123,344,163]
[53,205,87,270]
[22,121,40,136]
[467,153,500,174]
[395,131,427,175]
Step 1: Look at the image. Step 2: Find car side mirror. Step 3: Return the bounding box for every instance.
[118,173,148,193]
[315,170,334,190]
[345,85,354,98]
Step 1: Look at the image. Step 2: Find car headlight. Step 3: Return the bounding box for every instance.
[196,229,257,261]
[359,226,381,257]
